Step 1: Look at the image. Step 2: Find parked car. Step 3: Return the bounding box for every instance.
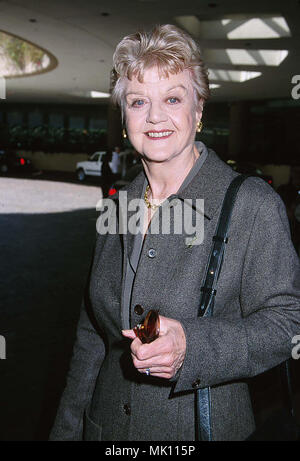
[75,151,107,181]
[0,149,33,175]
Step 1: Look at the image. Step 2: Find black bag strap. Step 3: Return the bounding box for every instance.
[279,359,295,418]
[197,175,250,319]
[196,174,249,441]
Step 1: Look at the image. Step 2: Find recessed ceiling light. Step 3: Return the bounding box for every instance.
[208,69,262,82]
[225,17,290,39]
[29,18,37,23]
[209,83,220,89]
[69,90,110,98]
[204,49,289,66]
[90,91,110,98]
[175,15,291,39]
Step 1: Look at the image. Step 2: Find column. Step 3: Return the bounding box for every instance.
[228,101,249,160]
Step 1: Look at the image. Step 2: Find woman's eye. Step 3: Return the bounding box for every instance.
[132,99,145,107]
[168,97,179,104]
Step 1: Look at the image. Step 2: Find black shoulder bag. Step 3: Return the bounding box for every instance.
[196,175,299,441]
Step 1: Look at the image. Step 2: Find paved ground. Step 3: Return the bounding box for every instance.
[0,172,299,440]
[0,173,102,440]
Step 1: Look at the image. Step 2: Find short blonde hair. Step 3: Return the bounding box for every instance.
[111,24,210,121]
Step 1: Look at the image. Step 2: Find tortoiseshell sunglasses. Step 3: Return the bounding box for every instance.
[133,309,160,344]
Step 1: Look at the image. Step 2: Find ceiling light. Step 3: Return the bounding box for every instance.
[90,91,110,98]
[208,69,262,82]
[204,49,289,66]
[175,15,291,39]
[209,83,221,89]
[225,17,290,40]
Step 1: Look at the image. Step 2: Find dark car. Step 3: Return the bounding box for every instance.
[0,149,33,175]
[227,160,273,186]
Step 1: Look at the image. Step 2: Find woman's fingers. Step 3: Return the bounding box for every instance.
[132,352,174,370]
[122,329,137,340]
[138,367,175,379]
[122,316,186,380]
[130,334,169,359]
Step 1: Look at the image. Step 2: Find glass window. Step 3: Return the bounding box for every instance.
[49,113,64,128]
[89,118,106,130]
[69,116,84,129]
[28,111,43,127]
[89,153,99,161]
[7,111,23,126]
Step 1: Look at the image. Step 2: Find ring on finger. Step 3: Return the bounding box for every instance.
[145,368,151,376]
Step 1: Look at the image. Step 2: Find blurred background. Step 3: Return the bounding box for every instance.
[0,0,299,440]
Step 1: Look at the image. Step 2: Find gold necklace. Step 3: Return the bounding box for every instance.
[144,185,159,211]
[144,150,199,210]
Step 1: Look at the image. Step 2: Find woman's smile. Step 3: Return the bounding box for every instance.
[144,130,174,140]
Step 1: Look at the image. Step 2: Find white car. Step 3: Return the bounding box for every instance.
[76,151,107,181]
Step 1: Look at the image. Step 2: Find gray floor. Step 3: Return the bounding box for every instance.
[0,174,102,440]
[0,173,299,440]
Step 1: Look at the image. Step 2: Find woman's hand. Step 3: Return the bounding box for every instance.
[122,315,186,379]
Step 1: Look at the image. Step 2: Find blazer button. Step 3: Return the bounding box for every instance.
[123,404,131,415]
[192,379,201,389]
[148,248,156,258]
[134,304,144,315]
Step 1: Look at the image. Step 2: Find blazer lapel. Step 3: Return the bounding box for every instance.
[111,170,146,329]
[175,149,238,220]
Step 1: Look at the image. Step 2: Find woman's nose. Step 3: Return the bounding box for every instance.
[146,101,168,124]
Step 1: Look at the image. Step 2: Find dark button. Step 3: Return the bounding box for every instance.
[134,304,144,315]
[148,248,156,258]
[192,379,201,389]
[123,404,131,416]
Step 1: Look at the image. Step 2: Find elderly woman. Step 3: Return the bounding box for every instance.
[50,24,300,441]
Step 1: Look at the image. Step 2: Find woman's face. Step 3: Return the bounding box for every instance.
[124,67,203,163]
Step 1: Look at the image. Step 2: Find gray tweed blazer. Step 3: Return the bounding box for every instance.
[49,148,300,441]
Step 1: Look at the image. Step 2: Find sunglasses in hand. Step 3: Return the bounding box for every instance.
[133,309,160,344]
